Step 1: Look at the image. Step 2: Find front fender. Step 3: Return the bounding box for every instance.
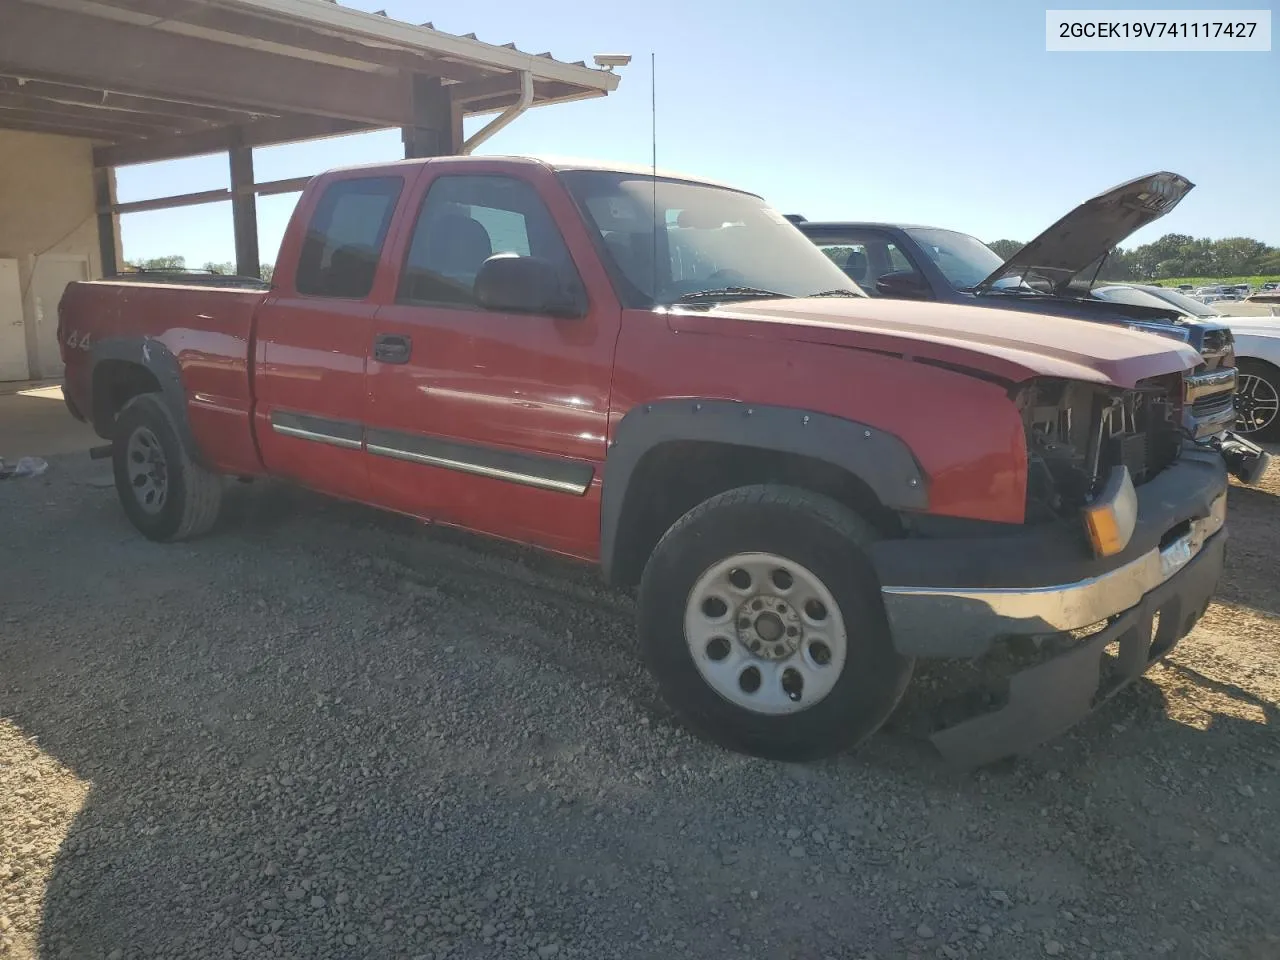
[1233,333,1280,369]
[599,399,928,583]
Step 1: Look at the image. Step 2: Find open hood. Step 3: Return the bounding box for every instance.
[973,171,1193,295]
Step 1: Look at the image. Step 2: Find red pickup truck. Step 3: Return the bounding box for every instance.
[59,156,1228,766]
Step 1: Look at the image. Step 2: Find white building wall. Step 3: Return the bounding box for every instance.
[0,129,107,382]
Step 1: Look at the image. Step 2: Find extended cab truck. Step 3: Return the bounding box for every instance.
[59,157,1229,767]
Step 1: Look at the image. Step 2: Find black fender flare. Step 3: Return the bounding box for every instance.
[90,336,204,465]
[599,399,929,584]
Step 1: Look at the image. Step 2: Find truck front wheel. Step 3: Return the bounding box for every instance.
[638,484,912,761]
[111,393,223,542]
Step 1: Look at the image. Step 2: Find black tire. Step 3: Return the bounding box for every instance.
[111,393,223,542]
[637,484,913,762]
[1236,359,1280,442]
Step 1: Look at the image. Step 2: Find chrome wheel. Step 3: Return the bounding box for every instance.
[126,425,168,514]
[1236,372,1280,435]
[684,552,848,716]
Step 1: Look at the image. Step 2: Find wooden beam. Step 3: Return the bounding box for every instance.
[103,178,313,217]
[108,188,232,217]
[0,96,196,136]
[253,176,313,197]
[463,87,608,117]
[94,168,119,277]
[93,116,374,168]
[0,76,265,126]
[402,75,457,158]
[0,114,129,142]
[228,133,260,278]
[0,4,413,126]
[449,74,530,104]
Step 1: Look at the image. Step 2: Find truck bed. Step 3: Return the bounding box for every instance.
[59,278,266,475]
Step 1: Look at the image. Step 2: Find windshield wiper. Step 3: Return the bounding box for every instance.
[808,289,865,298]
[965,284,1046,296]
[674,287,795,304]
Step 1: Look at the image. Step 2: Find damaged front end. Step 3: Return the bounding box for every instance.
[1019,375,1183,527]
[873,374,1229,767]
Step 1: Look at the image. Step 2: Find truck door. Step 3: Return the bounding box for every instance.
[365,167,618,559]
[252,173,407,503]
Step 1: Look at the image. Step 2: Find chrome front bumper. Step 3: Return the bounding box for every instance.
[880,491,1227,656]
[871,448,1229,766]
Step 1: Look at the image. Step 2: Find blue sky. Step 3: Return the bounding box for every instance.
[116,0,1279,267]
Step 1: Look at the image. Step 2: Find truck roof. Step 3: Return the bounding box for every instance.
[319,154,753,195]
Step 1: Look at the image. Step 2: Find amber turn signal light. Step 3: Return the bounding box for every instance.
[1083,466,1138,558]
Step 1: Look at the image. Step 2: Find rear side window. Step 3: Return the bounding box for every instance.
[296,177,403,299]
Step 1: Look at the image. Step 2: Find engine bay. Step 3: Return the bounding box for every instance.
[1017,377,1182,522]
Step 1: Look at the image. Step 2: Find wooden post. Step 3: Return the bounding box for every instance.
[93,166,118,277]
[402,74,458,158]
[229,130,260,278]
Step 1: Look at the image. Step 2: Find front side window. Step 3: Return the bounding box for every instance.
[295,177,403,299]
[398,175,579,308]
[560,170,862,307]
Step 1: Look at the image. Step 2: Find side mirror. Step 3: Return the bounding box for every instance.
[473,254,583,318]
[874,270,931,300]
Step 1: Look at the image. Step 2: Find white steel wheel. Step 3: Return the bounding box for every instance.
[685,552,848,715]
[639,484,914,762]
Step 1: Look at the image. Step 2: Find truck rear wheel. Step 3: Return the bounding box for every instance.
[638,484,912,761]
[111,393,223,542]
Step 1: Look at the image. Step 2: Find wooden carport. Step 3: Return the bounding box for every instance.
[0,0,622,278]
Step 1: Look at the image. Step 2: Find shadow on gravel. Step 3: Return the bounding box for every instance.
[1220,482,1280,619]
[3,473,1277,959]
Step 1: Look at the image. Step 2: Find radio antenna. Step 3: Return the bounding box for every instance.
[650,51,658,307]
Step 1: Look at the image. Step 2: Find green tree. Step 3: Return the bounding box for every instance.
[128,255,186,272]
[1174,237,1216,277]
[987,239,1023,260]
[1096,248,1137,281]
[1132,234,1193,279]
[1212,237,1268,276]
[203,260,274,280]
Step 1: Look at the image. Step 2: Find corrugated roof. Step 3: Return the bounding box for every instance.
[1,0,623,164]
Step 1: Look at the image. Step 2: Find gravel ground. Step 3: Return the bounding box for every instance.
[2,452,1278,960]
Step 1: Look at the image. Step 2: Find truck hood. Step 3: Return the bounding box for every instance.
[973,171,1194,295]
[672,297,1202,387]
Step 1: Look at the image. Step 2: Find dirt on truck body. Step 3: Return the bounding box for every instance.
[59,155,1228,764]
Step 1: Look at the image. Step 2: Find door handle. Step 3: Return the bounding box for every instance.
[373,333,412,364]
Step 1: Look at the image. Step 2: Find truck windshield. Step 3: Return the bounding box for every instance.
[903,227,1008,290]
[559,170,863,307]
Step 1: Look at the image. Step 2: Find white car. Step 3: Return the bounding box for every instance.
[1094,284,1280,441]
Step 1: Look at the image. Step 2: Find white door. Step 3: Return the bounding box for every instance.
[0,258,30,382]
[28,254,89,379]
